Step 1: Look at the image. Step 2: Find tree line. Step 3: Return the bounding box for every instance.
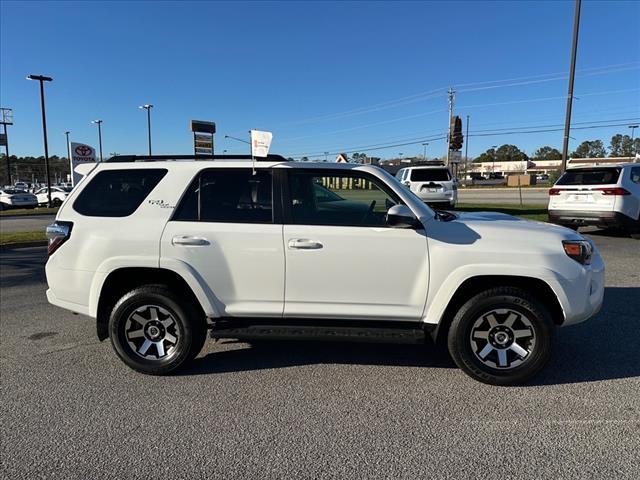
[0,155,71,185]
[475,133,640,163]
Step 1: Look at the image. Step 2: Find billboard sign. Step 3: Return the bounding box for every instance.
[70,142,96,185]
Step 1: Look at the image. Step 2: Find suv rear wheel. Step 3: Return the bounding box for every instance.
[109,285,206,375]
[447,287,554,386]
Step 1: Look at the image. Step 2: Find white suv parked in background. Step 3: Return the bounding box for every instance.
[396,164,457,208]
[45,154,604,385]
[548,162,640,236]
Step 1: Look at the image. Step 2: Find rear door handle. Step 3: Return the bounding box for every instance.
[288,239,323,250]
[172,235,210,246]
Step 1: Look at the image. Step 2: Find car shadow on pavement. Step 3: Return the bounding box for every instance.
[182,341,455,376]
[531,287,640,386]
[182,287,639,385]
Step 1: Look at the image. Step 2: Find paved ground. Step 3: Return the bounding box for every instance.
[458,187,548,205]
[1,232,639,479]
[0,214,55,234]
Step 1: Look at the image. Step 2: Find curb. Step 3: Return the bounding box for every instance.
[0,240,48,250]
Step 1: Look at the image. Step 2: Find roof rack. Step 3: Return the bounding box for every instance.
[104,154,289,163]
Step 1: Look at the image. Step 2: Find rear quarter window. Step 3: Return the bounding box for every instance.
[556,168,621,186]
[73,169,167,217]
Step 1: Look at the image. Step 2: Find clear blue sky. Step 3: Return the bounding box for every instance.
[1,0,639,160]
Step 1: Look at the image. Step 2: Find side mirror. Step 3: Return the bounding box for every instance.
[386,204,420,229]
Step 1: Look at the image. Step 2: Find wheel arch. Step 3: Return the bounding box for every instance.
[95,267,213,341]
[429,275,565,346]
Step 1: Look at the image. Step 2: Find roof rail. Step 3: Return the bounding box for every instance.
[104,154,289,163]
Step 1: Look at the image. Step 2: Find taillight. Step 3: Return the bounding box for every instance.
[46,221,73,256]
[549,188,561,195]
[593,187,630,196]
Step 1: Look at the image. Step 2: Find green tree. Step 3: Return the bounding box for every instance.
[475,148,497,163]
[475,144,528,163]
[609,134,640,157]
[300,156,309,162]
[532,146,562,160]
[571,140,606,158]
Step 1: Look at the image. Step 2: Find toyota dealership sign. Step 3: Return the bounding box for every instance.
[69,142,96,186]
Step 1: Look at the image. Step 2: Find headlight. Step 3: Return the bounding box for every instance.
[563,240,592,265]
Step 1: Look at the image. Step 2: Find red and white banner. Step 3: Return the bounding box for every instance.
[250,130,273,158]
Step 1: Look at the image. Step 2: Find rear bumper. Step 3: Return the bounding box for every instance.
[46,288,91,317]
[549,210,636,228]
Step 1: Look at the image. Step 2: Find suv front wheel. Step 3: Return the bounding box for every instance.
[447,287,554,386]
[109,285,206,375]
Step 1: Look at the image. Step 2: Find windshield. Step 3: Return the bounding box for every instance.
[556,168,621,185]
[410,168,451,182]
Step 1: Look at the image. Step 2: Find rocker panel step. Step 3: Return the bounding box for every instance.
[210,324,426,344]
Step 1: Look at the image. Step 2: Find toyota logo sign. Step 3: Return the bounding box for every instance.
[75,145,92,156]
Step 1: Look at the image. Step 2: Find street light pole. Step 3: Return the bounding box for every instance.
[65,131,71,184]
[139,104,153,155]
[92,120,103,161]
[0,108,13,186]
[26,74,53,207]
[422,142,429,161]
[561,0,582,173]
[491,145,498,175]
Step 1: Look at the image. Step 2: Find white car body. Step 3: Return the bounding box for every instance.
[0,189,38,209]
[548,162,640,230]
[46,159,602,325]
[396,165,458,207]
[35,187,69,206]
[44,156,605,383]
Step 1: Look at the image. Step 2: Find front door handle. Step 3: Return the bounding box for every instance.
[172,235,210,246]
[288,239,323,250]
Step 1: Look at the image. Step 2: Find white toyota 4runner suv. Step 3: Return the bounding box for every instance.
[46,154,604,385]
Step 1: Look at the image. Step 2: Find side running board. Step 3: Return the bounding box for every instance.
[210,324,426,344]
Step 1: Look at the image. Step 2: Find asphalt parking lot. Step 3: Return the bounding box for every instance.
[1,232,639,479]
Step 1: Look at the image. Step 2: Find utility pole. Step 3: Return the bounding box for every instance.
[561,0,581,173]
[446,87,455,167]
[629,124,639,155]
[464,115,470,179]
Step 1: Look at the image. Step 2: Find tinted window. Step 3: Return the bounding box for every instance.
[630,167,640,184]
[410,168,451,182]
[288,171,399,227]
[173,169,273,223]
[74,169,167,217]
[556,168,621,185]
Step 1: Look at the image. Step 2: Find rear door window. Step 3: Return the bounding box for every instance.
[73,169,167,217]
[556,168,621,186]
[410,169,451,182]
[173,169,273,223]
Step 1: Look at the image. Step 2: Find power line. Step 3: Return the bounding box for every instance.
[260,62,640,131]
[287,117,639,158]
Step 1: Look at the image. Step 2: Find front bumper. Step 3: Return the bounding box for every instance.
[554,251,605,326]
[549,210,636,229]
